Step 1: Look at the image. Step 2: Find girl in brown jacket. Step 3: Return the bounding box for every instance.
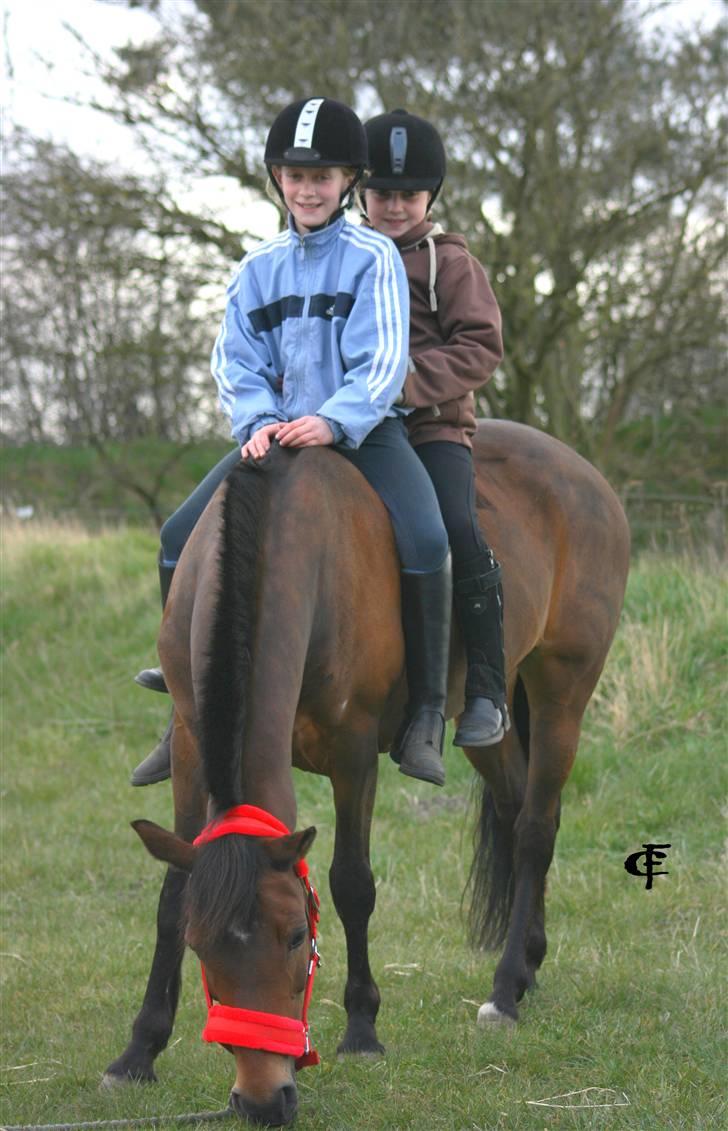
[362,109,509,757]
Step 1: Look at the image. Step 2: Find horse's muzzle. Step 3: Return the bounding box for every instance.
[230,1081,298,1126]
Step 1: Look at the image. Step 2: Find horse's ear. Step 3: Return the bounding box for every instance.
[131,819,196,872]
[263,827,317,871]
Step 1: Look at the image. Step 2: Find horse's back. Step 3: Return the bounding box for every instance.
[261,446,403,693]
[472,420,630,673]
[163,428,629,764]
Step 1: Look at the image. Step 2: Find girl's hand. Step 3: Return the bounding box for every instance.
[241,422,283,461]
[276,416,334,448]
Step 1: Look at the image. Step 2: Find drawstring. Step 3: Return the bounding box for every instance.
[361,218,441,310]
[425,235,438,311]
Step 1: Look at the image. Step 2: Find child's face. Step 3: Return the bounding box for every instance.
[364,189,431,239]
[274,166,353,234]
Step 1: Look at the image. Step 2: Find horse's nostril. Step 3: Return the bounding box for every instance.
[279,1083,298,1121]
[230,1082,298,1127]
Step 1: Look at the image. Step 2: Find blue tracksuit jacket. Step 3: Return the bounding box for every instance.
[211,214,410,449]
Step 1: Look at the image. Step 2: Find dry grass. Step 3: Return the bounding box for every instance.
[2,515,118,556]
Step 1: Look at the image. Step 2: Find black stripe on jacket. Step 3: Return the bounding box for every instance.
[308,292,355,320]
[248,292,355,333]
[249,295,304,333]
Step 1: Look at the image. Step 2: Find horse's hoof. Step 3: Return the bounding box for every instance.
[477,1001,517,1027]
[100,1072,128,1090]
[100,1066,156,1089]
[336,1034,385,1058]
[336,1045,385,1060]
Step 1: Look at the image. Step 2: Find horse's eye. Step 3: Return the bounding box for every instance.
[289,927,307,951]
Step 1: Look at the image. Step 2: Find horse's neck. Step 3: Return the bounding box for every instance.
[237,479,322,826]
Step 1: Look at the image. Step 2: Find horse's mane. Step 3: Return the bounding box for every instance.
[199,451,286,810]
[192,449,299,942]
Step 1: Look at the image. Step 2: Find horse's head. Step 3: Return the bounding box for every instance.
[132,810,318,1127]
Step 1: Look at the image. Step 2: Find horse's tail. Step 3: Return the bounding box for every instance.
[198,457,271,810]
[465,675,530,950]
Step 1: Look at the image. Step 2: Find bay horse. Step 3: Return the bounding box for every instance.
[104,420,630,1125]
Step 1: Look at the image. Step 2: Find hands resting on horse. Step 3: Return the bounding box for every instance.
[241,416,334,462]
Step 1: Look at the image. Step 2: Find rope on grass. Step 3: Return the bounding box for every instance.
[0,1107,233,1131]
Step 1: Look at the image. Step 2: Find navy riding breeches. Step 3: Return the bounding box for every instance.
[160,418,449,574]
[414,440,493,577]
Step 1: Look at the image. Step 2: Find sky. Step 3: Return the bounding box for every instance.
[1,0,723,236]
[1,0,159,162]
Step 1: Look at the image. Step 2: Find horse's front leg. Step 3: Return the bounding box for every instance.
[328,737,383,1056]
[104,715,204,1085]
[103,864,187,1085]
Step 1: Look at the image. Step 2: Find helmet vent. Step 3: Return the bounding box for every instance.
[389,127,408,174]
[293,98,325,149]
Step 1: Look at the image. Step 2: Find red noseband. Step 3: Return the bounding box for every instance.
[193,804,321,1070]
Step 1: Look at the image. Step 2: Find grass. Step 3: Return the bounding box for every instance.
[1,523,726,1130]
[0,438,233,527]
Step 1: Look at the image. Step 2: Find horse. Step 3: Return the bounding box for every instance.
[103,420,630,1126]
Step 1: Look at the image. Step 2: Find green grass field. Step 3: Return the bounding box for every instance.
[1,523,725,1130]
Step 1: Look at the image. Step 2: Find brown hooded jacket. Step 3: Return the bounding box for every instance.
[390,218,503,448]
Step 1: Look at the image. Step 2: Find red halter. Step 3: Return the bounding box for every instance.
[192,804,321,1070]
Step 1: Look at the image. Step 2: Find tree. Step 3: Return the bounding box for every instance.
[4,0,726,473]
[0,132,236,521]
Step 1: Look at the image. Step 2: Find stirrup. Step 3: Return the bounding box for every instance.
[453,699,509,748]
[134,666,168,694]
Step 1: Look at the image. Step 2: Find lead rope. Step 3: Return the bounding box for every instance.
[0,1108,233,1131]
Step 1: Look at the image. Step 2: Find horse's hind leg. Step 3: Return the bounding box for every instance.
[522,793,560,990]
[103,865,187,1084]
[328,736,383,1056]
[464,713,528,1019]
[481,658,594,1024]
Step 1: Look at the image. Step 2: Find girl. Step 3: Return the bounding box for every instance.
[132,97,452,789]
[361,108,509,750]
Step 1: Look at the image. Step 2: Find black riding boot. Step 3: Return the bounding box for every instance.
[389,556,452,787]
[130,717,173,786]
[130,554,175,787]
[452,553,509,748]
[134,554,175,693]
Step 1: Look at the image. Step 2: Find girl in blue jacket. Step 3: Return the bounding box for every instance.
[132,97,451,789]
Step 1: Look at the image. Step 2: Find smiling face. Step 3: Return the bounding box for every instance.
[363,188,431,239]
[272,165,353,234]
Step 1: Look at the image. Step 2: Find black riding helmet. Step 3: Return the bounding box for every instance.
[363,109,447,205]
[265,97,368,206]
